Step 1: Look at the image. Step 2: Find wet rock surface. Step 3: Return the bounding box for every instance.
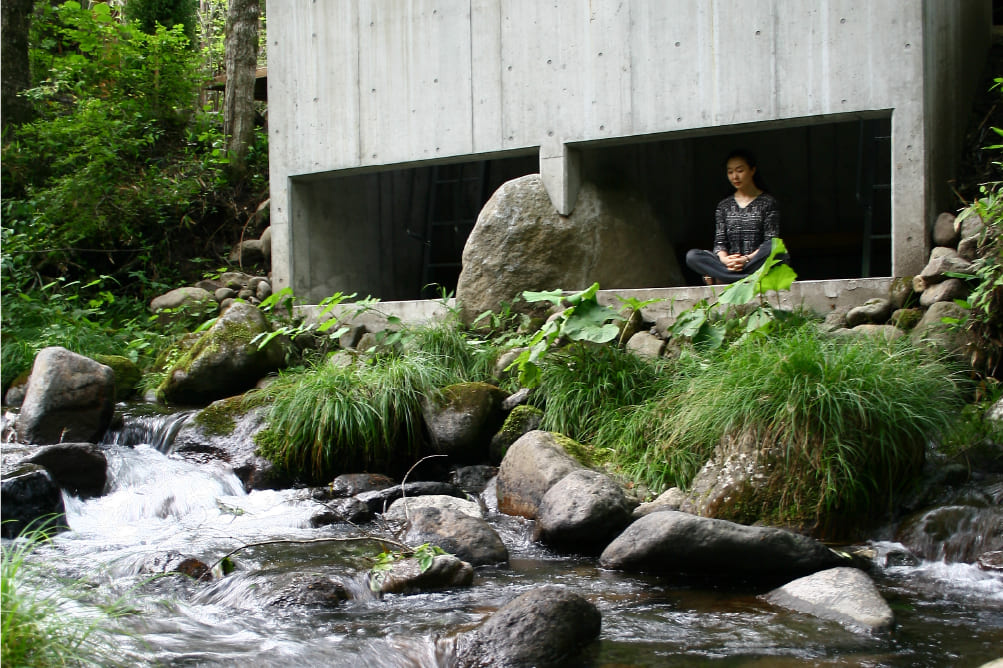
[765,566,895,633]
[453,585,602,668]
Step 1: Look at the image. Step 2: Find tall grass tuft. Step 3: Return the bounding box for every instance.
[251,349,462,482]
[533,343,673,446]
[402,318,500,384]
[2,523,130,667]
[613,323,967,528]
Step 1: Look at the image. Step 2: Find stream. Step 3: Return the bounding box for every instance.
[7,410,1003,667]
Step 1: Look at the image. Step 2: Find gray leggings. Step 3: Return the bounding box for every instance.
[684,240,780,284]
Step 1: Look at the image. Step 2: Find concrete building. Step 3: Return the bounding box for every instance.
[266,1,992,305]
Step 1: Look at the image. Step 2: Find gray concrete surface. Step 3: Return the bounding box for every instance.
[266,1,990,302]
[302,277,892,331]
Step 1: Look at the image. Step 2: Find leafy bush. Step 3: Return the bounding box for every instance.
[612,323,967,529]
[0,276,169,394]
[251,349,465,482]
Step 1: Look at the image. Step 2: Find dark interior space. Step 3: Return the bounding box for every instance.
[579,117,892,285]
[329,117,891,300]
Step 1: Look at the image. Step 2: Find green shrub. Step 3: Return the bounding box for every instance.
[533,343,672,446]
[251,349,464,482]
[614,323,967,528]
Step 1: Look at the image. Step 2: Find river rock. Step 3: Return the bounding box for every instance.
[847,324,906,340]
[931,212,959,247]
[489,404,543,463]
[402,506,508,566]
[356,481,467,514]
[159,301,287,406]
[888,276,916,309]
[910,301,970,359]
[456,174,684,323]
[149,286,217,323]
[310,497,372,526]
[977,551,1003,572]
[450,465,498,495]
[93,354,141,401]
[453,585,601,668]
[0,465,67,538]
[267,575,350,608]
[626,331,665,359]
[142,551,212,580]
[172,401,290,491]
[918,277,970,308]
[496,430,586,519]
[599,511,848,581]
[421,382,508,462]
[633,487,687,518]
[679,431,772,520]
[845,298,893,327]
[370,553,474,595]
[25,442,107,497]
[329,473,396,497]
[385,494,483,521]
[764,566,894,633]
[896,505,1003,563]
[16,346,115,445]
[535,469,634,551]
[919,252,974,285]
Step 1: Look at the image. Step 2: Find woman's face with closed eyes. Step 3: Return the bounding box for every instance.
[726,157,755,191]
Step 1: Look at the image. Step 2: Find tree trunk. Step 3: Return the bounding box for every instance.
[223,0,258,178]
[1,0,34,131]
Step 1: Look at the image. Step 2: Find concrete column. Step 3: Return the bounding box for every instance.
[539,137,583,215]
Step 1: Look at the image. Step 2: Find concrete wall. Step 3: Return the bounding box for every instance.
[267,0,991,302]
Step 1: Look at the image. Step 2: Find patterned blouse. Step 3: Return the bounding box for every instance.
[713,193,781,256]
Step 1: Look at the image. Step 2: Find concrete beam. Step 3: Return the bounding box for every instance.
[539,138,583,216]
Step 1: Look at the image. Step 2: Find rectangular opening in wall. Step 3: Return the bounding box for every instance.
[579,114,894,284]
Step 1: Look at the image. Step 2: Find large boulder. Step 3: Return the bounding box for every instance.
[402,506,509,566]
[0,465,66,538]
[535,469,635,551]
[159,301,287,406]
[764,567,894,633]
[495,430,586,519]
[421,382,508,462]
[599,511,849,581]
[453,586,601,668]
[456,174,684,323]
[16,347,115,444]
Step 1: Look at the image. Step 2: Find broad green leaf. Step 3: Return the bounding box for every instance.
[759,263,798,293]
[566,282,601,305]
[522,288,566,306]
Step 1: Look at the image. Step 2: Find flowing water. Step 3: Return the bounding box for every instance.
[6,411,1003,667]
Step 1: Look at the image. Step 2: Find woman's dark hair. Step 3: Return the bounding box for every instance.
[724,148,769,192]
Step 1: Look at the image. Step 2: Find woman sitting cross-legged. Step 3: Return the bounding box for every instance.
[685,148,789,285]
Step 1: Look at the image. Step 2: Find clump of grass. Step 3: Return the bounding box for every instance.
[614,323,967,528]
[250,349,462,482]
[533,343,673,445]
[402,318,500,384]
[2,523,130,667]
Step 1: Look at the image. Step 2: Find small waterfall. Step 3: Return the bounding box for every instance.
[102,408,195,452]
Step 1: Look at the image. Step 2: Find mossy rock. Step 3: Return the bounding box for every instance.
[94,354,141,401]
[490,404,544,462]
[158,302,288,406]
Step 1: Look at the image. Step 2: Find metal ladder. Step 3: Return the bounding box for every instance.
[855,118,892,277]
[419,162,488,297]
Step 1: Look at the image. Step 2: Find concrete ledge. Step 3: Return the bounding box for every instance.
[297,278,892,330]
